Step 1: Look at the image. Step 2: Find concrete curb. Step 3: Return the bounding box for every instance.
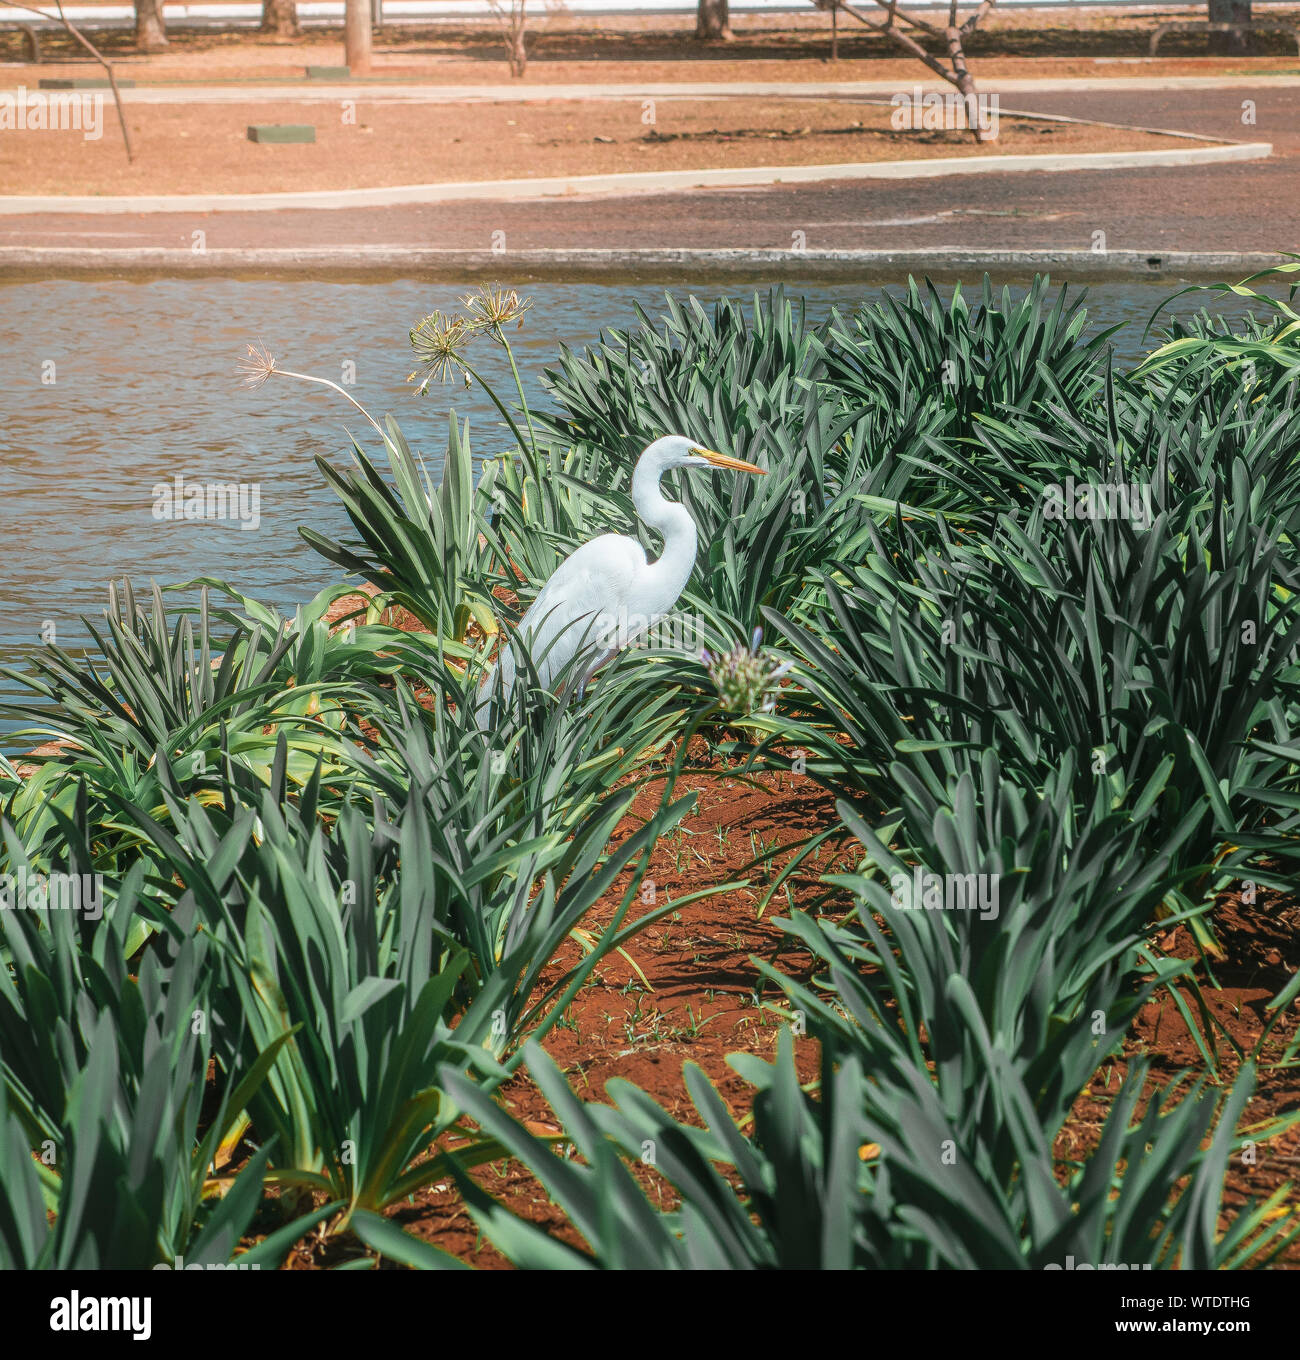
[0,142,1273,215]
[0,246,1291,282]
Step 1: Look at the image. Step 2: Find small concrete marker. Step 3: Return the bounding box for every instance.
[247,125,317,144]
[38,78,135,89]
[306,65,351,79]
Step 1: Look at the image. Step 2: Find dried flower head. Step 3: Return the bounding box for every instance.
[237,341,278,390]
[700,627,794,715]
[409,311,475,390]
[239,339,384,437]
[461,284,532,338]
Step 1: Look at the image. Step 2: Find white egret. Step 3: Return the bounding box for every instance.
[476,435,765,727]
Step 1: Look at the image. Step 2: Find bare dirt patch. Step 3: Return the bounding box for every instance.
[0,95,1188,197]
[258,717,1298,1269]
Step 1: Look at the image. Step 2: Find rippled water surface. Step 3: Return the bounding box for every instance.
[0,274,1265,742]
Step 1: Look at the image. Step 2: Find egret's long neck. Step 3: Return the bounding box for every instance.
[632,456,697,614]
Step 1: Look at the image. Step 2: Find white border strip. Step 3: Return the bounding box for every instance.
[0,141,1271,214]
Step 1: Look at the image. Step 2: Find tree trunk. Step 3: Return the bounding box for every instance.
[134,0,168,51]
[945,27,993,143]
[1208,0,1251,54]
[344,0,372,74]
[261,0,300,37]
[508,28,528,77]
[696,0,732,41]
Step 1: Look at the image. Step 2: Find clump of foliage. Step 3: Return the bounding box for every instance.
[2,273,1297,1270]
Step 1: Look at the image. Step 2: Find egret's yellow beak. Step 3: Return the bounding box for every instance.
[692,446,766,476]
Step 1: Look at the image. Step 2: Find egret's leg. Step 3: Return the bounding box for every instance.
[575,648,620,701]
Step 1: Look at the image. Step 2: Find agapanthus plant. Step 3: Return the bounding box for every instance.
[700,628,793,715]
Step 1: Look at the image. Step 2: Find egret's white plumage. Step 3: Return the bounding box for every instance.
[476,434,764,726]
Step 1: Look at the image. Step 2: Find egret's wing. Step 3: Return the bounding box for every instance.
[516,534,646,691]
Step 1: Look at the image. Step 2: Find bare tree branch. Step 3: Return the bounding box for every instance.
[960,0,996,38]
[830,0,962,88]
[834,0,947,43]
[485,0,566,77]
[812,0,997,141]
[0,0,134,160]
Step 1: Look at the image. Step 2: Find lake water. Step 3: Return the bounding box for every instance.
[0,275,1264,744]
